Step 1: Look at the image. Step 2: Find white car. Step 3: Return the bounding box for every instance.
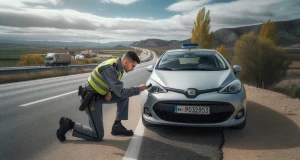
[141,44,247,129]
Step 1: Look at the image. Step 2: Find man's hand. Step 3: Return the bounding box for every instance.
[138,84,148,92]
[105,91,112,101]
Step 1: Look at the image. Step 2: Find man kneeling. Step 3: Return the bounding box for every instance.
[56,51,147,141]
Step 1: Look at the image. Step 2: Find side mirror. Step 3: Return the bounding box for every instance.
[233,65,242,75]
[146,64,154,72]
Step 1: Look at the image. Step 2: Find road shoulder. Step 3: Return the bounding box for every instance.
[223,85,300,160]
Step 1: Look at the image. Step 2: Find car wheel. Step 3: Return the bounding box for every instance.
[232,118,246,129]
[142,115,152,126]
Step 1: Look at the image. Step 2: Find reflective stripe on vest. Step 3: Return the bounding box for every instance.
[88,58,123,95]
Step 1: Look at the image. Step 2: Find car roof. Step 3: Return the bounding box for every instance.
[165,48,217,55]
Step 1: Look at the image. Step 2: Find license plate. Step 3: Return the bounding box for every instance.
[174,105,210,115]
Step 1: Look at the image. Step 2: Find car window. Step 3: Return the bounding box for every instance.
[156,50,229,71]
[215,53,227,69]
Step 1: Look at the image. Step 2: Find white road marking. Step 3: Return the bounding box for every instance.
[123,118,145,160]
[19,90,77,107]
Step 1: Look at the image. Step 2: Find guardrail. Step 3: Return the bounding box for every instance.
[0,64,98,75]
[140,51,154,63]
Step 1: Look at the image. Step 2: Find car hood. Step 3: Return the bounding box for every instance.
[150,69,235,90]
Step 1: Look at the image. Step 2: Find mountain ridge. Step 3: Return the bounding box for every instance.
[130,18,300,48]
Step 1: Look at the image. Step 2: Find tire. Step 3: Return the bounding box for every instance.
[232,118,246,129]
[142,115,152,126]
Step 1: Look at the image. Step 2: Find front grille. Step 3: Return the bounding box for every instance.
[153,101,235,123]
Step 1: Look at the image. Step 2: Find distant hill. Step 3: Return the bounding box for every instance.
[130,18,300,48]
[0,39,135,48]
[114,44,125,48]
[130,38,191,49]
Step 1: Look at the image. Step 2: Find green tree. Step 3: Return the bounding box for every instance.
[234,32,290,89]
[259,19,280,45]
[191,7,214,49]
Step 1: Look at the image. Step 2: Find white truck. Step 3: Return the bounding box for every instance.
[45,53,71,66]
[75,54,84,60]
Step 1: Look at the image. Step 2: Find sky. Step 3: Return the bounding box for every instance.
[0,0,299,43]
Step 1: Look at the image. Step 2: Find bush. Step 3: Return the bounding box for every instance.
[0,63,3,67]
[90,59,98,63]
[17,54,44,66]
[216,45,227,57]
[234,32,290,89]
[72,59,99,65]
[272,85,300,99]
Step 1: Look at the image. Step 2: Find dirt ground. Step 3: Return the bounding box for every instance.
[223,84,300,160]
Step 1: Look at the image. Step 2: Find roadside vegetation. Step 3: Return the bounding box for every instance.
[216,45,227,58]
[192,8,299,98]
[72,59,98,65]
[17,54,45,65]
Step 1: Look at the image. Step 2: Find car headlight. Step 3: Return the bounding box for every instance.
[219,79,242,94]
[146,79,167,94]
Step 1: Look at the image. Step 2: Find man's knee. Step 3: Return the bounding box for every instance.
[94,129,104,141]
[94,135,104,141]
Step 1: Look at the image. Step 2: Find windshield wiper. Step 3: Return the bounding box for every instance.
[157,67,174,71]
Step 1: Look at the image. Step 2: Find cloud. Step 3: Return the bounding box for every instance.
[168,0,300,31]
[100,0,140,5]
[0,10,98,30]
[0,0,63,8]
[0,0,300,42]
[166,0,212,12]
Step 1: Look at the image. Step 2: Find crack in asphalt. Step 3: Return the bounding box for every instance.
[219,128,225,160]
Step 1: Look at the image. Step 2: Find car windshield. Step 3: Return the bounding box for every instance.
[45,57,53,60]
[156,50,229,71]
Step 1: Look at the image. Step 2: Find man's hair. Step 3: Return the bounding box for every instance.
[123,51,140,64]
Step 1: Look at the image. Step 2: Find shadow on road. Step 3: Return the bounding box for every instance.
[63,138,131,151]
[138,136,212,160]
[62,135,212,160]
[224,101,300,150]
[145,125,223,145]
[140,125,223,159]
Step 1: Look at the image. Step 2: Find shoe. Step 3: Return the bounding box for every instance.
[111,122,134,136]
[56,117,72,141]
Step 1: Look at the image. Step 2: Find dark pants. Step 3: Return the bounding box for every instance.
[72,92,129,141]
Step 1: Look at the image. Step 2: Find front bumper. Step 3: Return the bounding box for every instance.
[141,86,247,127]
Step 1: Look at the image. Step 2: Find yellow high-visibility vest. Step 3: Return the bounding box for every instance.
[88,59,123,95]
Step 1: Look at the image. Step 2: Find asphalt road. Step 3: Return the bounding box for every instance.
[0,50,224,160]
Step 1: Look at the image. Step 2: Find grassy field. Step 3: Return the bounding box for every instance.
[0,60,19,66]
[0,46,137,67]
[0,50,31,58]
